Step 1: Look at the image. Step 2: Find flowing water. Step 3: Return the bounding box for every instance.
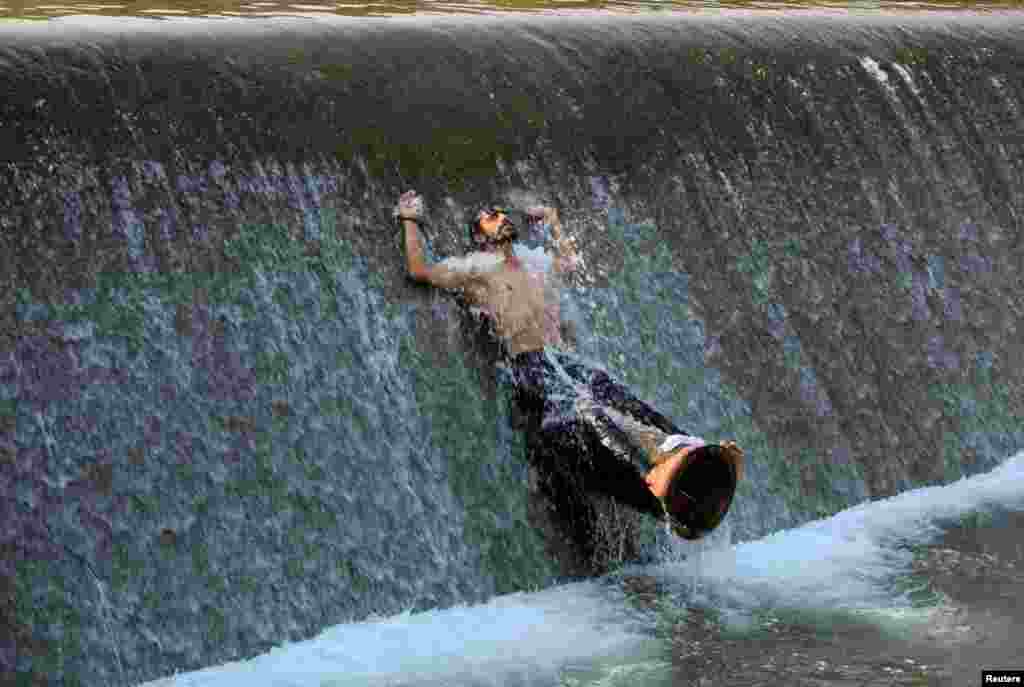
[3,4,1024,686]
[139,452,1024,686]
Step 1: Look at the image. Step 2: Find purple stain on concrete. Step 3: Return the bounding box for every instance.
[799,366,831,416]
[239,176,255,195]
[879,223,914,272]
[16,336,84,405]
[589,176,611,208]
[15,445,47,475]
[63,191,83,242]
[111,176,132,210]
[159,383,178,403]
[61,288,91,308]
[320,174,341,194]
[959,221,979,242]
[0,505,14,547]
[189,305,256,402]
[208,349,257,401]
[942,287,962,321]
[305,171,323,206]
[286,174,304,211]
[78,506,113,544]
[894,245,912,274]
[80,366,127,386]
[62,413,97,435]
[17,526,61,560]
[233,433,256,453]
[155,207,177,242]
[193,223,210,243]
[44,321,69,340]
[144,415,162,448]
[766,302,786,340]
[64,476,94,501]
[176,174,193,194]
[910,272,931,322]
[831,444,852,466]
[927,335,960,371]
[136,165,345,229]
[960,253,993,274]
[798,372,816,404]
[209,160,227,180]
[0,644,16,674]
[33,478,64,518]
[143,160,166,182]
[249,175,274,196]
[0,351,16,385]
[431,300,449,321]
[112,176,148,270]
[847,237,881,274]
[174,431,196,464]
[704,335,722,359]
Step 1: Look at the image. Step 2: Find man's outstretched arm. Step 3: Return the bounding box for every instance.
[397,191,486,292]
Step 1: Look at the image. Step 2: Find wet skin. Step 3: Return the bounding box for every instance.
[399,197,692,503]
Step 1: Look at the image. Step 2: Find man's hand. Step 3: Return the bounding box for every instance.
[394,190,425,221]
[529,205,578,273]
[526,205,559,228]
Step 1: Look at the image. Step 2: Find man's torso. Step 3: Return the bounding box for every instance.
[461,253,564,356]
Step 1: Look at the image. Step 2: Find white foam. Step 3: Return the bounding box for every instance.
[137,581,650,687]
[438,244,554,276]
[439,252,505,274]
[138,451,1024,687]
[652,451,1024,615]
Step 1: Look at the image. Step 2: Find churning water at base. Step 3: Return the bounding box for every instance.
[140,450,1024,687]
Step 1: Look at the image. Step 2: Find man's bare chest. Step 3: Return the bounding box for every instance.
[486,267,546,302]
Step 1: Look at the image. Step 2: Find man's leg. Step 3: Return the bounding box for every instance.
[526,353,669,518]
[556,356,708,467]
[589,370,681,435]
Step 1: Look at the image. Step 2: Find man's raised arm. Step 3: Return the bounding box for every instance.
[529,206,579,274]
[396,190,486,292]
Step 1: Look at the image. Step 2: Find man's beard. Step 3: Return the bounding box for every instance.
[474,217,519,249]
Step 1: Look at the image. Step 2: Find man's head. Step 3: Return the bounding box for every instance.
[470,206,519,251]
[655,441,743,540]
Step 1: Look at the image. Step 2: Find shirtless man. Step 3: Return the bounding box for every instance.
[395,190,742,540]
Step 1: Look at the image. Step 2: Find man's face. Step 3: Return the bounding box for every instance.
[476,209,508,238]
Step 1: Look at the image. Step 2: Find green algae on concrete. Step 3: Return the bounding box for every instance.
[399,333,558,594]
[932,360,1020,482]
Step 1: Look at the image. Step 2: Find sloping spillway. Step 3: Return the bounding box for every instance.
[2,10,1023,686]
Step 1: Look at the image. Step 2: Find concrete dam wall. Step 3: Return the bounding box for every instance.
[1,11,1023,685]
